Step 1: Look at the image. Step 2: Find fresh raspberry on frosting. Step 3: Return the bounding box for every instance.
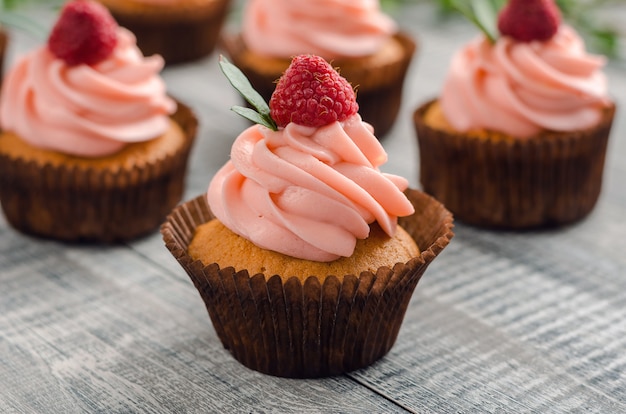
[269,55,358,128]
[497,0,561,42]
[48,0,119,66]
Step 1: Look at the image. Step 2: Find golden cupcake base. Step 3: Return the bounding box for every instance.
[0,101,198,242]
[413,99,616,229]
[161,189,454,378]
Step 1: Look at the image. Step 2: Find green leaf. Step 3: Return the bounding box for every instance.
[1,0,64,11]
[472,0,499,41]
[589,28,619,58]
[219,55,278,131]
[0,12,47,39]
[437,0,623,59]
[2,0,20,10]
[231,106,277,131]
[449,0,498,43]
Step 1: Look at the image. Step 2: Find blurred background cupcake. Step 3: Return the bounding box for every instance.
[413,0,615,229]
[220,0,416,138]
[0,0,198,242]
[97,0,232,64]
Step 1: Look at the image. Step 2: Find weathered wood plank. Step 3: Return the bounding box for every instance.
[0,226,407,413]
[352,230,626,413]
[343,8,626,410]
[2,2,626,413]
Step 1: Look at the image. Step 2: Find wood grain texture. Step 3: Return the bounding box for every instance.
[2,2,626,413]
[0,223,407,413]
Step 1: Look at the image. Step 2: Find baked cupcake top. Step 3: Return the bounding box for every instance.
[212,55,414,262]
[439,0,611,137]
[0,0,175,157]
[241,0,397,59]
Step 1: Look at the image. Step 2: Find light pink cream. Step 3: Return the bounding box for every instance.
[208,115,415,262]
[0,28,176,157]
[242,0,397,59]
[440,26,610,137]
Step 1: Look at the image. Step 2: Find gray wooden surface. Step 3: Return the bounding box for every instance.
[2,2,626,413]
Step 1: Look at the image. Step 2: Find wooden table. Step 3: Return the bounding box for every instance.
[2,3,626,413]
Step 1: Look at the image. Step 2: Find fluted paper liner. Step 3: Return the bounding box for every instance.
[108,0,231,64]
[0,100,197,242]
[220,32,417,137]
[414,99,616,229]
[161,189,454,378]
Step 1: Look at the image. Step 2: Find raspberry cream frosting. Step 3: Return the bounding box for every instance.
[0,27,176,157]
[242,0,397,59]
[208,114,414,262]
[440,25,610,137]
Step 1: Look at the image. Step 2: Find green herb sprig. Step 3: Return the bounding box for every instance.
[0,0,64,39]
[218,55,278,131]
[448,0,499,43]
[436,0,622,58]
[0,13,47,38]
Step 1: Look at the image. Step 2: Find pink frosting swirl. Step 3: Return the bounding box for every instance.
[440,26,610,137]
[242,0,397,59]
[0,28,176,157]
[208,115,414,262]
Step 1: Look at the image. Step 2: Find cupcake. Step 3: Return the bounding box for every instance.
[97,0,231,64]
[0,0,197,242]
[413,0,615,229]
[162,55,453,378]
[220,0,416,138]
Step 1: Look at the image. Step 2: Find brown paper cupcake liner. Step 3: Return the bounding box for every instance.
[108,0,232,65]
[161,189,454,378]
[0,100,198,242]
[413,99,616,229]
[220,32,417,137]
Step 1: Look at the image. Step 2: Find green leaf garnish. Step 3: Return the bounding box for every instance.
[449,0,499,43]
[0,13,48,39]
[0,0,65,40]
[219,55,278,131]
[436,0,621,59]
[472,0,499,40]
[231,106,278,130]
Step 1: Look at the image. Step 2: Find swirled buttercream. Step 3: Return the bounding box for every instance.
[0,27,176,157]
[242,0,397,59]
[208,115,414,262]
[440,26,610,137]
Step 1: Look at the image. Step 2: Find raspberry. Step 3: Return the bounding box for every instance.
[269,55,358,128]
[48,0,118,66]
[497,0,561,42]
